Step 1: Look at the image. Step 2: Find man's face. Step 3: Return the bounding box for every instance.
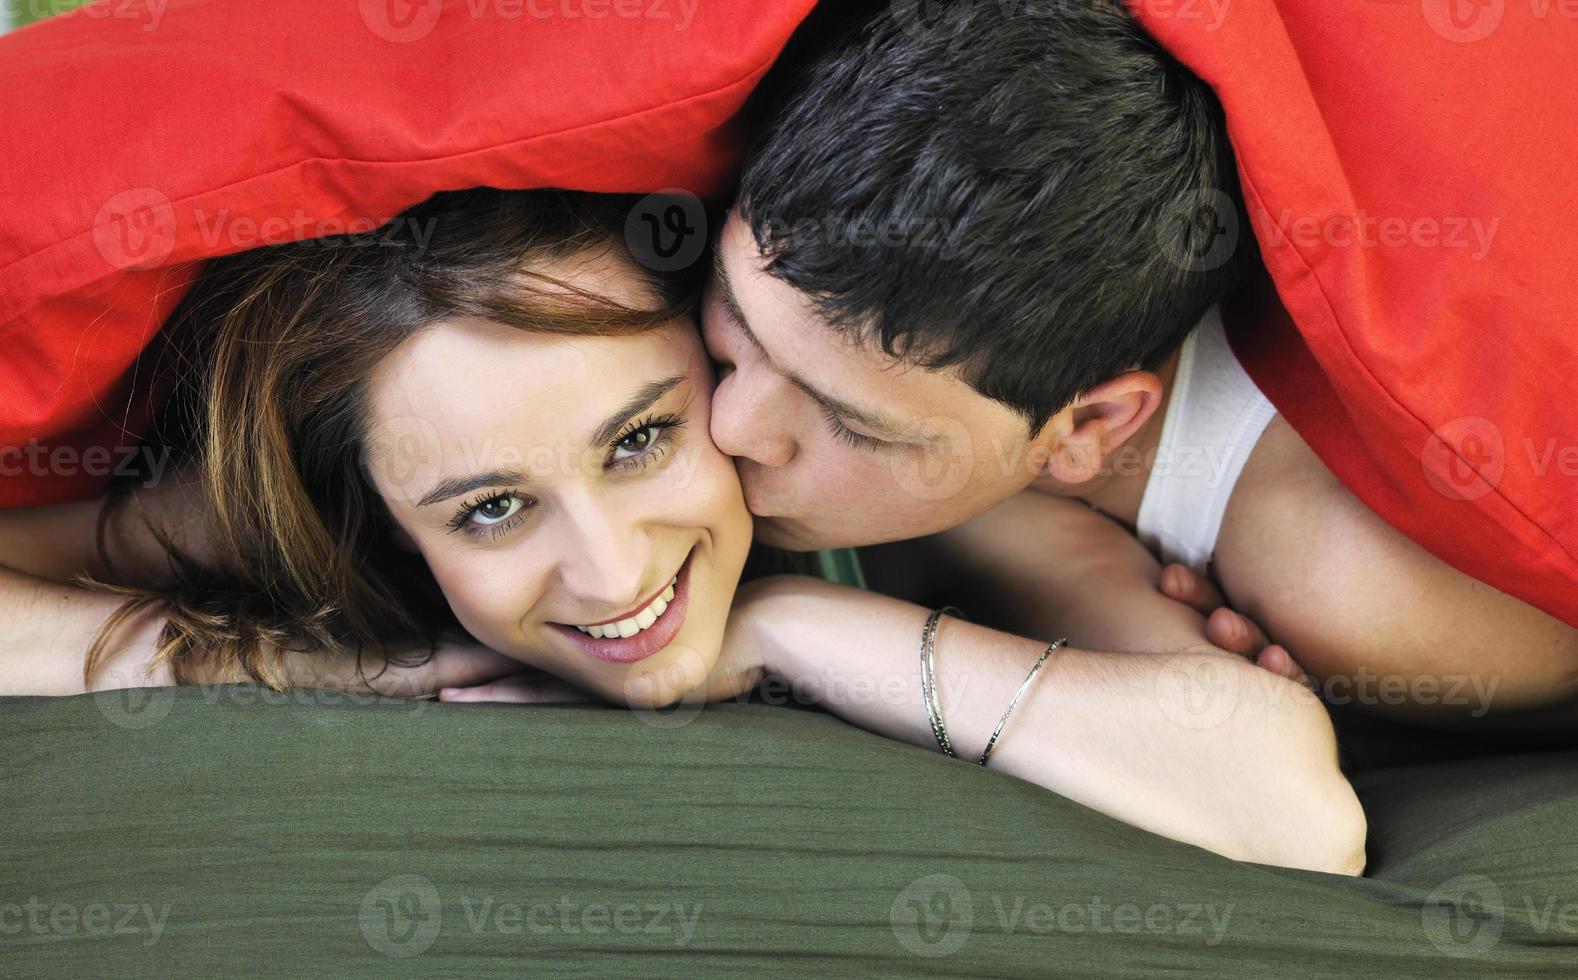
[702,210,1048,550]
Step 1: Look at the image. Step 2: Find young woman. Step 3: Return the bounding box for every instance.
[0,188,1363,874]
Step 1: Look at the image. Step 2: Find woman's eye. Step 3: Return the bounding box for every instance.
[606,414,685,468]
[611,425,662,462]
[469,494,524,527]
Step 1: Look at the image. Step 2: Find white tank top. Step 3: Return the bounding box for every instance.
[1134,305,1278,573]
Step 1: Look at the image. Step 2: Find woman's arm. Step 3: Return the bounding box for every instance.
[0,467,214,589]
[445,492,1362,873]
[734,574,1366,876]
[0,560,526,697]
[0,477,526,697]
[0,563,171,694]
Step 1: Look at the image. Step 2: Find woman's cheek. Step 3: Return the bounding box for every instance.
[425,549,543,653]
[666,441,748,538]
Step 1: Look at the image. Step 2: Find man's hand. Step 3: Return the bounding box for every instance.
[1159,563,1308,684]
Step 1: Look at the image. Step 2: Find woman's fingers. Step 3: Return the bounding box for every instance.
[440,673,596,704]
[1160,563,1227,614]
[422,644,525,690]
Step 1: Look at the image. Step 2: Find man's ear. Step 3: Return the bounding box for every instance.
[1038,370,1165,484]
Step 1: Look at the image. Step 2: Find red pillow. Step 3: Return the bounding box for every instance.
[0,0,817,508]
[1132,0,1578,629]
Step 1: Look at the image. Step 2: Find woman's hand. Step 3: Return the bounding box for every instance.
[437,665,598,704]
[1158,563,1309,684]
[268,638,539,701]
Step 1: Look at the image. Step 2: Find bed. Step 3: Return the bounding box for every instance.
[3,687,1575,977]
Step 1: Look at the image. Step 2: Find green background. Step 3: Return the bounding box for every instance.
[14,0,92,29]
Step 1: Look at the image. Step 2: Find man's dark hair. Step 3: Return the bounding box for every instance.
[736,0,1255,431]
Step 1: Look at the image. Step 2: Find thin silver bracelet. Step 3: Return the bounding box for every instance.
[920,606,963,758]
[977,638,1068,767]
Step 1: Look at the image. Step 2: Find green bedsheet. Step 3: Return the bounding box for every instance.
[3,688,1575,977]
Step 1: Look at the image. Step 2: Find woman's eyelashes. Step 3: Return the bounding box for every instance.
[608,413,686,470]
[446,491,532,539]
[445,413,688,540]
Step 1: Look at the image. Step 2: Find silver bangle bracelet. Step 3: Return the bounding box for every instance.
[977,638,1068,767]
[920,606,963,758]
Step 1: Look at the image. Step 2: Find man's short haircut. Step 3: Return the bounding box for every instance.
[736,0,1256,431]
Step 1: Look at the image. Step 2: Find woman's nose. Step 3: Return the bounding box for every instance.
[555,499,653,615]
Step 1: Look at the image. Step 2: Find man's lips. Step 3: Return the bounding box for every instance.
[740,483,790,520]
[548,550,695,665]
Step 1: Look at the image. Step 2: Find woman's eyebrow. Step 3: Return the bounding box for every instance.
[414,375,686,508]
[417,469,527,508]
[591,375,686,447]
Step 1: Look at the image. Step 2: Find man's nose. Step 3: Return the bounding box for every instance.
[710,366,796,468]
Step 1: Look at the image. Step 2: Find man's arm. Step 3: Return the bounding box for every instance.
[1217,416,1578,729]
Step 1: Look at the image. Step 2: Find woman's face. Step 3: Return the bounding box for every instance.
[361,251,752,707]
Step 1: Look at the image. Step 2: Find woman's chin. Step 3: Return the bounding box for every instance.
[612,629,722,709]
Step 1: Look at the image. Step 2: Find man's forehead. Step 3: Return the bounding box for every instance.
[713,231,964,443]
[719,215,946,368]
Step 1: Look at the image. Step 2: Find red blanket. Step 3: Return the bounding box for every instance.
[1134,0,1578,627]
[0,0,817,505]
[3,0,1573,627]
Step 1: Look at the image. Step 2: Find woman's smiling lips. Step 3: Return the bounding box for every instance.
[549,550,695,664]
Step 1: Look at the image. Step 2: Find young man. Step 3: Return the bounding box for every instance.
[702,0,1578,732]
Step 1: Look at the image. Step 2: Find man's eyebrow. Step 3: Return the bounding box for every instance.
[713,251,932,446]
[415,375,686,508]
[713,249,769,358]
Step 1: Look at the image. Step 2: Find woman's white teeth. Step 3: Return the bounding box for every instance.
[576,579,678,639]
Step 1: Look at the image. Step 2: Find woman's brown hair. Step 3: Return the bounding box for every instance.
[82,188,700,689]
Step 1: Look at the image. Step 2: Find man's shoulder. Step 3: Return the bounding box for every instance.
[1208,415,1578,712]
[1213,415,1370,606]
